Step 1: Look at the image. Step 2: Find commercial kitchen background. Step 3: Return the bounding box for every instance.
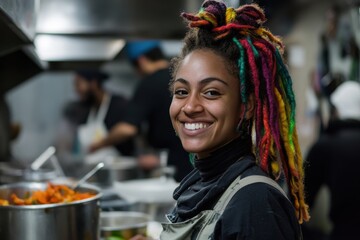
[1,0,359,236]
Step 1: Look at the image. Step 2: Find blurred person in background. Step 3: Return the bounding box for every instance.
[304,81,360,240]
[89,41,193,182]
[55,69,134,165]
[310,3,359,136]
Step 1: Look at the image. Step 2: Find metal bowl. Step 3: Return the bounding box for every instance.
[100,211,150,240]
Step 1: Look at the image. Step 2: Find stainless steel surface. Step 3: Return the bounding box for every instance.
[31,0,203,68]
[31,146,56,171]
[0,162,58,184]
[0,0,37,40]
[49,155,66,177]
[100,211,150,239]
[0,182,101,240]
[0,0,36,55]
[114,178,177,222]
[87,158,141,187]
[36,0,203,38]
[34,35,125,62]
[72,162,105,189]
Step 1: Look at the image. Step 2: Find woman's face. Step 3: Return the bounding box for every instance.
[170,49,243,158]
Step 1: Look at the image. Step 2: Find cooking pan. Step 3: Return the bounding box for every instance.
[0,182,102,240]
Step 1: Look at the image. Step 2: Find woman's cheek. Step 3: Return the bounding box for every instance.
[169,101,180,125]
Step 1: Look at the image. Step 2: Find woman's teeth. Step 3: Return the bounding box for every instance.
[184,123,208,130]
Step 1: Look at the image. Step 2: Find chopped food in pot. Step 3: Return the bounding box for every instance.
[0,183,95,205]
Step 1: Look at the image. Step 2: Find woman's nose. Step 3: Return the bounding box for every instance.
[182,94,204,115]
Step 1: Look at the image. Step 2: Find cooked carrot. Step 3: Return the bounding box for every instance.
[1,184,95,206]
[11,193,25,205]
[0,199,9,206]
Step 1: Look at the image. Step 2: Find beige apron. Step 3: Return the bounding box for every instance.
[77,94,118,163]
[160,175,289,240]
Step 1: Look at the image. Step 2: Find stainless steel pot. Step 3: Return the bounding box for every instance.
[0,182,102,240]
[87,157,141,187]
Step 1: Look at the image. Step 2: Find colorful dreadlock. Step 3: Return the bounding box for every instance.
[175,0,310,223]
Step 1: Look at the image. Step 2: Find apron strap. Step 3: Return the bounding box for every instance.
[213,175,288,214]
[87,94,111,124]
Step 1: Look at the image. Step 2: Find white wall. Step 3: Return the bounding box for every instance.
[6,72,76,162]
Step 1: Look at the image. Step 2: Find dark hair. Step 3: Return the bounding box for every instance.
[131,46,166,67]
[171,28,241,84]
[75,69,109,86]
[172,0,309,223]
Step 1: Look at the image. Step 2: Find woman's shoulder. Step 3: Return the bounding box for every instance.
[214,176,301,239]
[229,178,292,210]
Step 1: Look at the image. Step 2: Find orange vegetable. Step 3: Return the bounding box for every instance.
[0,184,96,206]
[0,199,9,206]
[11,194,25,205]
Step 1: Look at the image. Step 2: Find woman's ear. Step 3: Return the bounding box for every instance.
[240,94,255,120]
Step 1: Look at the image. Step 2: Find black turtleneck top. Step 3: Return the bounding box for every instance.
[168,137,301,240]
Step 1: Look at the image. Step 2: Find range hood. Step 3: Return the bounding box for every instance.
[0,0,36,55]
[34,35,125,70]
[33,0,304,68]
[33,0,203,69]
[36,0,203,38]
[0,0,45,93]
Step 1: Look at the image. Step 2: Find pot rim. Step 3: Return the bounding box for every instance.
[0,182,102,209]
[100,211,150,231]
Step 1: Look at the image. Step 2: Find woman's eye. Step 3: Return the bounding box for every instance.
[174,89,188,96]
[204,90,221,97]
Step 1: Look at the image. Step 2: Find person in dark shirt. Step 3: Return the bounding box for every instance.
[304,81,360,240]
[156,1,309,239]
[89,42,193,182]
[61,69,135,160]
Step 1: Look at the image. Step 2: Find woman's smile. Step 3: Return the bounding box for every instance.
[180,121,213,137]
[184,122,210,131]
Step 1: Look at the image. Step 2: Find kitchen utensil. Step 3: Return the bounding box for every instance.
[0,182,101,240]
[31,146,56,170]
[72,162,104,189]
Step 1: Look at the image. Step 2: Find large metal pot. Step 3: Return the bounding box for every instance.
[0,182,102,240]
[86,157,141,187]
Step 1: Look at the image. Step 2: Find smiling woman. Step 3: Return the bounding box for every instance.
[162,0,309,239]
[170,50,246,159]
